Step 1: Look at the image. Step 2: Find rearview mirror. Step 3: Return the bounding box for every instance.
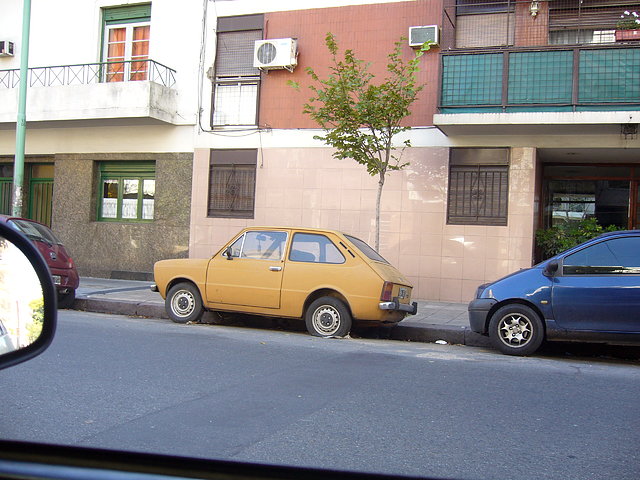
[543,260,560,277]
[0,222,56,371]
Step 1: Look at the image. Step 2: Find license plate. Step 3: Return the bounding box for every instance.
[399,287,408,299]
[52,275,61,285]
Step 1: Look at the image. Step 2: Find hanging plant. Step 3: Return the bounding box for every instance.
[617,11,640,30]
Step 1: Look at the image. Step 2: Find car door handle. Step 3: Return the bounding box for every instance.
[269,266,282,272]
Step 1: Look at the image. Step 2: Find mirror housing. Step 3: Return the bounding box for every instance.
[223,246,233,260]
[0,222,57,371]
[543,260,560,277]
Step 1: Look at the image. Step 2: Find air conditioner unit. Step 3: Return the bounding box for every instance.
[0,41,14,57]
[253,38,298,72]
[409,25,439,48]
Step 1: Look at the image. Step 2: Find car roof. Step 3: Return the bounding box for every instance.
[238,226,348,236]
[594,229,640,239]
[0,214,46,227]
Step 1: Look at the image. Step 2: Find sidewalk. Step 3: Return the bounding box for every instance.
[72,277,491,348]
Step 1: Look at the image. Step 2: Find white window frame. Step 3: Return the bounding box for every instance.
[103,21,151,82]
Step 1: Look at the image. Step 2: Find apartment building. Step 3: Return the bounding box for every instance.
[1,0,638,302]
[0,0,200,279]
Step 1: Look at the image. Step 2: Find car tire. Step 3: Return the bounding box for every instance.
[57,289,76,309]
[488,304,544,356]
[305,296,352,338]
[166,282,204,324]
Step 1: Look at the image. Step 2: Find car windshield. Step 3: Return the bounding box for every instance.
[8,219,60,246]
[345,234,389,264]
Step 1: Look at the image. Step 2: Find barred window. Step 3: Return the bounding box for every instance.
[447,148,509,226]
[207,150,256,219]
[212,16,262,127]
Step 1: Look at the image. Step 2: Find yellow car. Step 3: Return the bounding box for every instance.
[152,227,417,337]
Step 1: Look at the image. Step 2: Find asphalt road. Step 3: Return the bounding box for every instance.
[1,310,639,480]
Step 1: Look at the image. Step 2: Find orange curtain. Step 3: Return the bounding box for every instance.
[130,25,150,81]
[107,28,126,82]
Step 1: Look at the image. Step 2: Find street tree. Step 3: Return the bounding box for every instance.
[291,33,431,250]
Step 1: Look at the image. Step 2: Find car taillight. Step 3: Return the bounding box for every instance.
[68,257,75,269]
[380,282,394,302]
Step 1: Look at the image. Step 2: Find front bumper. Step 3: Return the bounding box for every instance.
[379,299,418,315]
[468,298,497,334]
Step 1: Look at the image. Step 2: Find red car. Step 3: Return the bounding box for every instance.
[0,215,79,308]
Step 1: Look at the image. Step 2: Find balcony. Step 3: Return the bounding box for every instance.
[0,60,182,126]
[434,45,640,136]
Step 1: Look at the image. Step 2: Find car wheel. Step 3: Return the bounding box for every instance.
[57,290,76,309]
[489,304,544,356]
[305,297,352,337]
[166,282,204,324]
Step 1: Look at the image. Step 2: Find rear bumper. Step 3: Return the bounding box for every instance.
[379,299,418,315]
[50,267,79,292]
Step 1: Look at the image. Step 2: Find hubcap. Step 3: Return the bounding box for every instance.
[312,305,341,336]
[498,313,533,347]
[171,290,195,318]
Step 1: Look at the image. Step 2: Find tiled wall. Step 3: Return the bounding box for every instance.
[259,0,441,129]
[190,146,536,303]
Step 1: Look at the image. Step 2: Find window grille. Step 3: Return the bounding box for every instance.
[208,150,257,218]
[447,148,509,226]
[447,0,639,49]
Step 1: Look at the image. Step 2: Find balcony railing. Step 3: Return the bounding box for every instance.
[439,45,640,113]
[0,59,176,90]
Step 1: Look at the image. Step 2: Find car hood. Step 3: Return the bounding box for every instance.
[478,263,551,302]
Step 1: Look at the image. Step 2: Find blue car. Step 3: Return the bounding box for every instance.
[469,230,640,355]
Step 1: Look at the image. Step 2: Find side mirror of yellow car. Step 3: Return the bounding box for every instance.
[223,246,233,260]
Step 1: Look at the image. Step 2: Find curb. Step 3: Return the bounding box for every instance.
[71,298,484,347]
[73,298,168,320]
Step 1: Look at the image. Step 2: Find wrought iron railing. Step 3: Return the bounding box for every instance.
[439,45,640,112]
[0,59,176,89]
[444,0,639,49]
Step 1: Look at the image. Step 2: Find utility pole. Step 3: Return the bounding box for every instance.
[13,0,32,218]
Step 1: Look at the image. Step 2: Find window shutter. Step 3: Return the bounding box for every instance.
[104,4,152,24]
[215,30,262,78]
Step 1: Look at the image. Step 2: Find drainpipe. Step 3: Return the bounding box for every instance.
[13,0,31,218]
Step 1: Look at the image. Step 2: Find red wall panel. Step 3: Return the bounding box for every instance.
[259,0,441,129]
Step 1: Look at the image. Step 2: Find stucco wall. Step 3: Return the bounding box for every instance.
[190,146,536,303]
[53,152,192,280]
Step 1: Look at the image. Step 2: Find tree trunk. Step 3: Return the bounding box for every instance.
[375,171,385,251]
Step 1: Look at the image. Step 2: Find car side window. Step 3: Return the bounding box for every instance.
[289,233,345,264]
[239,231,288,260]
[563,237,640,274]
[226,235,244,258]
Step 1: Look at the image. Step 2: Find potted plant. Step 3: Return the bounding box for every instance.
[616,10,640,41]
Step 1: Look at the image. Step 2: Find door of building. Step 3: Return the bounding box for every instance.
[28,164,54,226]
[542,165,640,230]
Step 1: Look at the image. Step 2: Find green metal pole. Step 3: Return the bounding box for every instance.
[13,0,31,218]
